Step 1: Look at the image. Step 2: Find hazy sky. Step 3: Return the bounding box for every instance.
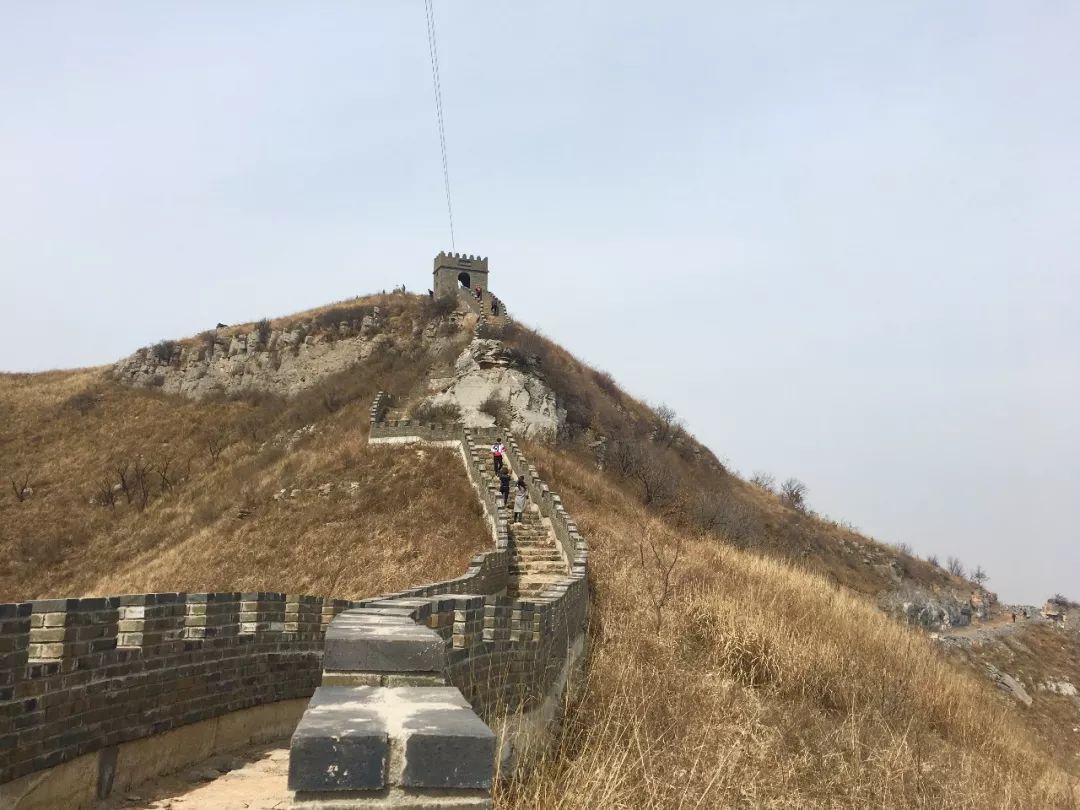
[2,2,1076,604]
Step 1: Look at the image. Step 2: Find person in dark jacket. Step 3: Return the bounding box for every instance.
[498,469,512,506]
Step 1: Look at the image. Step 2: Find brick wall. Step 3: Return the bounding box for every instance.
[0,592,341,785]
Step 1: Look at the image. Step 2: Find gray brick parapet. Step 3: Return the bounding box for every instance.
[0,589,349,788]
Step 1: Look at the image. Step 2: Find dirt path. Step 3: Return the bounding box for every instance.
[95,746,291,810]
[934,613,1045,647]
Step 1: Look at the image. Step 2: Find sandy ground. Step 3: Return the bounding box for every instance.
[95,746,291,810]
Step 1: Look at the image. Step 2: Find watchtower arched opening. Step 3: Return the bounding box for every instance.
[457,272,471,289]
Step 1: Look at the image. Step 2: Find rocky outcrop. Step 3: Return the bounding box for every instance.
[879,586,974,631]
[423,338,565,439]
[113,317,385,399]
[112,310,459,400]
[986,664,1033,707]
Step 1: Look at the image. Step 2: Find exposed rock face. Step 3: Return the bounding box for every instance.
[986,664,1033,707]
[879,586,973,631]
[1042,679,1078,697]
[424,338,565,439]
[112,312,416,400]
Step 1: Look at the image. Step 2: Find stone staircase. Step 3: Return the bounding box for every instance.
[466,437,567,598]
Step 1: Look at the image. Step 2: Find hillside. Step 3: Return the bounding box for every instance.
[0,294,484,601]
[2,288,1078,807]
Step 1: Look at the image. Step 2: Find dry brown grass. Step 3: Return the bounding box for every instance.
[494,445,1079,808]
[0,370,487,601]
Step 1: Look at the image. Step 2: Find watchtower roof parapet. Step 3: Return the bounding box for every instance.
[434,251,488,272]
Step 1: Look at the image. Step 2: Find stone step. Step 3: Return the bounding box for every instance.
[515,555,563,565]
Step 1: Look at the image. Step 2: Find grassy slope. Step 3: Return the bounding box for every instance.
[0,297,485,601]
[495,445,1078,808]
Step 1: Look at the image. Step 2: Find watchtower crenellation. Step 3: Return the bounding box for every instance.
[433,251,489,298]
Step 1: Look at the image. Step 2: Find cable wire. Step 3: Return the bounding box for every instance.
[424,0,455,249]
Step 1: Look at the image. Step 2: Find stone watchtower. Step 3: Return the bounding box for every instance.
[433,251,489,299]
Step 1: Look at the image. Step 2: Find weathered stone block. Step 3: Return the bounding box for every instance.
[398,688,496,789]
[324,611,447,673]
[288,686,388,791]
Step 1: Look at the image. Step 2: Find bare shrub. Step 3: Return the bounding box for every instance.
[423,294,457,319]
[291,324,310,355]
[926,554,940,568]
[479,394,512,426]
[199,330,218,359]
[892,541,913,556]
[10,473,31,502]
[94,478,117,509]
[653,403,684,446]
[638,524,683,636]
[971,565,989,588]
[131,458,152,510]
[205,432,227,463]
[319,384,345,414]
[592,369,620,397]
[610,440,677,508]
[312,302,373,332]
[256,318,272,346]
[946,556,965,577]
[66,390,98,416]
[1049,594,1079,609]
[750,471,775,492]
[151,340,177,364]
[411,400,462,425]
[154,454,175,494]
[689,492,760,545]
[779,477,808,512]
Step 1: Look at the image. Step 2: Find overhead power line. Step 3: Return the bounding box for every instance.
[424,0,455,250]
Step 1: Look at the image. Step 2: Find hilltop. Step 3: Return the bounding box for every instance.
[2,278,1078,807]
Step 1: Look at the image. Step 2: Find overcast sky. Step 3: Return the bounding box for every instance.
[2,2,1076,604]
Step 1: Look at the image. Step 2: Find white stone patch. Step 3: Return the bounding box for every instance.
[1042,679,1078,696]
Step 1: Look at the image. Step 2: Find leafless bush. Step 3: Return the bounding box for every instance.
[151,340,177,364]
[946,556,965,577]
[319,384,345,414]
[423,294,457,319]
[689,492,760,545]
[291,324,310,355]
[971,565,989,588]
[199,330,218,359]
[779,478,808,512]
[411,400,462,424]
[638,525,683,636]
[750,471,775,492]
[95,478,117,509]
[479,394,512,426]
[592,369,620,397]
[892,541,913,556]
[926,554,940,568]
[10,473,31,502]
[256,318,272,346]
[205,432,227,463]
[313,302,373,332]
[66,390,98,416]
[653,403,684,446]
[1049,594,1079,609]
[610,439,677,508]
[154,454,175,494]
[131,458,152,510]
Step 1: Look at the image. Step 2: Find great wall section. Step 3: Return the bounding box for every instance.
[0,254,590,810]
